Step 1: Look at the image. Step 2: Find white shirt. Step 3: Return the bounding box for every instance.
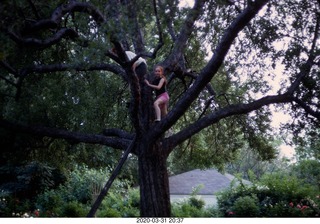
[125,51,146,67]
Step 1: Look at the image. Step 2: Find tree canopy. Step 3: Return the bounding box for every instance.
[0,0,319,217]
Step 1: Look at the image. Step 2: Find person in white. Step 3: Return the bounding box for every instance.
[111,48,147,79]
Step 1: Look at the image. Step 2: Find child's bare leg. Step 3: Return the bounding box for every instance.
[154,99,164,121]
[161,103,168,118]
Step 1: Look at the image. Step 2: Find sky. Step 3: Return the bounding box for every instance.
[178,0,194,8]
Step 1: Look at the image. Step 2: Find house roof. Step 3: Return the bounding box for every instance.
[169,169,250,195]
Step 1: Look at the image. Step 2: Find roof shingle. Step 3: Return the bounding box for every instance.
[169,169,250,195]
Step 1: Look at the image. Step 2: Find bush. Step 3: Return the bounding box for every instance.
[35,165,132,217]
[232,195,260,217]
[188,196,205,209]
[96,188,140,217]
[171,196,221,217]
[60,201,88,217]
[217,172,320,217]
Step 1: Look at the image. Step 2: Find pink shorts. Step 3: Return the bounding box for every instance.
[156,92,169,107]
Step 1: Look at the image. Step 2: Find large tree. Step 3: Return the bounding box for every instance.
[0,0,319,217]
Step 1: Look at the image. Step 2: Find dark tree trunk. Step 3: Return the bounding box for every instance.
[138,142,171,217]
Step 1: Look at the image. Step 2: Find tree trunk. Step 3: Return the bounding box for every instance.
[138,142,171,217]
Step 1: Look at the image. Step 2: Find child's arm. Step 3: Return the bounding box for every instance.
[144,78,164,90]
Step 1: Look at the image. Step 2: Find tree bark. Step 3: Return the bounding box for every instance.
[138,141,171,217]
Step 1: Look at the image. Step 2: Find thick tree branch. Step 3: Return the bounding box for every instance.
[0,119,130,151]
[7,62,126,80]
[165,93,292,151]
[111,44,143,134]
[103,128,135,140]
[46,1,105,28]
[8,28,79,48]
[9,1,105,48]
[0,61,128,100]
[6,60,127,99]
[184,71,216,96]
[127,70,142,133]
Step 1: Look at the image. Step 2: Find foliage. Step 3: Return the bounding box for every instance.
[294,129,320,161]
[0,161,59,196]
[217,172,320,217]
[0,161,66,217]
[168,118,245,174]
[60,201,88,217]
[291,160,320,191]
[171,196,221,217]
[0,164,137,217]
[35,188,140,218]
[0,0,319,217]
[33,165,130,217]
[170,183,220,217]
[224,142,289,180]
[232,195,260,217]
[96,188,140,217]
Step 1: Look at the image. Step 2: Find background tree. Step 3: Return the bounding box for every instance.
[0,0,319,217]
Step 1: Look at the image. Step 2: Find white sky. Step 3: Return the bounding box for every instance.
[178,0,194,8]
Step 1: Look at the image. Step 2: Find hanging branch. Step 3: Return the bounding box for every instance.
[0,59,128,100]
[8,28,79,48]
[0,118,129,149]
[9,2,106,47]
[87,135,137,217]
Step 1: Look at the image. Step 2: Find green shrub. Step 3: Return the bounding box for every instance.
[188,196,205,209]
[171,196,221,217]
[60,201,88,217]
[96,188,140,217]
[0,196,34,217]
[232,195,260,217]
[217,172,320,217]
[35,165,132,217]
[97,208,122,217]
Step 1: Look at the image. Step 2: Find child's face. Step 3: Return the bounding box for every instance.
[155,67,162,76]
